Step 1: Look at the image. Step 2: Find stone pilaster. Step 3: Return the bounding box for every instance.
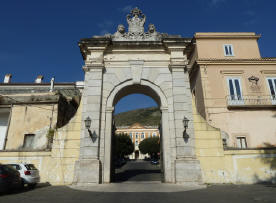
[160,106,173,182]
[103,107,114,183]
[74,65,104,185]
[167,43,203,184]
[74,41,107,184]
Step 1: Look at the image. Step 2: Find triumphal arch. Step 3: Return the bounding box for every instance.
[74,8,202,185]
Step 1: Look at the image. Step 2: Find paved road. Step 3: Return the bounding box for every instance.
[114,160,161,182]
[1,183,276,203]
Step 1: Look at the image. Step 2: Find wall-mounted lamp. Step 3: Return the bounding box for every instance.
[85,116,91,129]
[248,75,259,85]
[183,116,190,140]
[84,116,97,142]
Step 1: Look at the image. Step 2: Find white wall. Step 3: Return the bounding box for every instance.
[0,109,10,150]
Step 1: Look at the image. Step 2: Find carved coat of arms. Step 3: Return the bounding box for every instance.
[112,7,162,41]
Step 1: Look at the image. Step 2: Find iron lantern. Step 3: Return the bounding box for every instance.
[84,116,92,129]
[183,116,189,130]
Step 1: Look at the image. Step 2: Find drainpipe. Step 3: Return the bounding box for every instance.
[3,104,13,150]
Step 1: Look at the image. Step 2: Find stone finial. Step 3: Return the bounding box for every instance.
[35,75,44,83]
[3,74,12,83]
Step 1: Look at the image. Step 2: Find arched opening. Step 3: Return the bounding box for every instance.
[112,93,161,182]
[103,81,170,183]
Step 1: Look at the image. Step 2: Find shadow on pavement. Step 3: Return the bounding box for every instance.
[0,182,51,196]
[256,182,276,188]
[114,169,161,182]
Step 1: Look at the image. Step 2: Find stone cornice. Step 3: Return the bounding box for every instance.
[82,64,105,72]
[105,107,114,113]
[169,64,188,72]
[196,58,276,65]
[79,38,110,60]
[194,33,261,40]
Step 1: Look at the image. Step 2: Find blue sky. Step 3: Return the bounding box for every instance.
[0,0,275,113]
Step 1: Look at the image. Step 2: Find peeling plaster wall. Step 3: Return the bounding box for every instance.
[0,101,82,185]
[5,104,58,150]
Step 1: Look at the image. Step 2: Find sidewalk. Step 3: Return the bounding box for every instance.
[70,182,206,192]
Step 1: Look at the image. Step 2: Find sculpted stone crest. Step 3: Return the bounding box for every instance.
[127,7,145,34]
[112,7,162,41]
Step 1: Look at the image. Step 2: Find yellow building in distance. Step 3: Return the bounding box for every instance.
[115,123,160,159]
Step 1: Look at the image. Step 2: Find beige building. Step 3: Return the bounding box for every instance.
[189,32,276,149]
[0,75,82,151]
[115,123,160,159]
[0,8,276,186]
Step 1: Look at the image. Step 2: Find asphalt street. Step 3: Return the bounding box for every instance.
[1,183,276,203]
[114,160,161,182]
[1,160,276,202]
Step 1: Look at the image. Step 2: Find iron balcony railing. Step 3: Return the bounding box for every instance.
[226,95,276,107]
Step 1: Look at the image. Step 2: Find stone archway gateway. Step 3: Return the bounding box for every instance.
[74,7,202,185]
[106,82,167,183]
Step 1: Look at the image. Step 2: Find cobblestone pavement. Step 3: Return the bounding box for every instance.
[1,183,276,203]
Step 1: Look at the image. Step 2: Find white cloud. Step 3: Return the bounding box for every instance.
[244,10,255,16]
[98,21,113,29]
[210,0,226,6]
[118,5,133,13]
[243,10,257,26]
[97,20,113,35]
[243,19,257,26]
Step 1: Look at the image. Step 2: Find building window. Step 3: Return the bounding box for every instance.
[266,77,276,104]
[135,132,139,139]
[23,134,35,149]
[227,77,244,105]
[236,137,247,149]
[148,132,151,138]
[224,44,234,56]
[152,132,157,137]
[141,132,145,139]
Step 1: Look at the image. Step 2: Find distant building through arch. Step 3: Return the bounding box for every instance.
[115,122,160,159]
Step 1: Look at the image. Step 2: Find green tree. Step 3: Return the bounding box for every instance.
[139,137,160,158]
[114,133,134,158]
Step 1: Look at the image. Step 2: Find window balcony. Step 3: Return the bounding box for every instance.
[226,95,276,108]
